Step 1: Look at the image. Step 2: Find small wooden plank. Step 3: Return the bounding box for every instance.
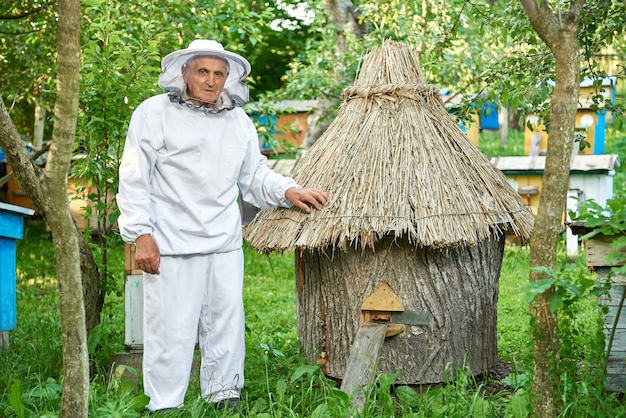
[0,331,8,349]
[606,379,626,393]
[0,209,26,240]
[606,350,626,361]
[601,283,626,313]
[596,268,626,285]
[605,354,626,393]
[604,328,626,347]
[340,323,387,407]
[361,284,404,312]
[124,243,142,275]
[586,235,626,268]
[603,311,626,328]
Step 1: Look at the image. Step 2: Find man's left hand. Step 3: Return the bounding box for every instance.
[285,187,328,213]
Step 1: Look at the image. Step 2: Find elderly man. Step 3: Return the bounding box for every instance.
[116,39,327,412]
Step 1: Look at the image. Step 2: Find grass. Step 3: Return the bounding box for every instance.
[477,129,526,158]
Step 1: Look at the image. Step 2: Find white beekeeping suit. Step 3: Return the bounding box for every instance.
[117,39,299,412]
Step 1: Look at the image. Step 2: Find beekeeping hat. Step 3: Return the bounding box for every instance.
[158,39,251,107]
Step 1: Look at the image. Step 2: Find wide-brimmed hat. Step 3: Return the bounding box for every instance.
[158,39,251,107]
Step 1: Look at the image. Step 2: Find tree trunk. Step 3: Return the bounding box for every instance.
[499,107,509,149]
[33,103,46,150]
[321,0,367,53]
[46,0,89,415]
[520,1,584,417]
[303,0,367,148]
[296,235,504,384]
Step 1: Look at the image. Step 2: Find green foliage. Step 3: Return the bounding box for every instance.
[0,0,58,134]
[245,95,301,155]
[524,245,620,416]
[72,0,164,304]
[8,380,25,418]
[575,193,626,237]
[573,191,626,274]
[498,244,533,366]
[526,264,604,313]
[606,115,626,195]
[477,130,526,159]
[76,0,163,231]
[89,370,150,417]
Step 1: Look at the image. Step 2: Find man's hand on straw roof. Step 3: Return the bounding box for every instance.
[285,187,328,213]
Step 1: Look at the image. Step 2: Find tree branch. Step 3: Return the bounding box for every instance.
[0,7,44,20]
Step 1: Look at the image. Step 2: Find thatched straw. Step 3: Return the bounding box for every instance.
[244,40,534,253]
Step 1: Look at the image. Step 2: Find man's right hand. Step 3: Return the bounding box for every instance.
[135,234,161,274]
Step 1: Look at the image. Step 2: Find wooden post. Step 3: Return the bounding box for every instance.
[566,189,581,258]
[340,323,387,407]
[0,331,8,349]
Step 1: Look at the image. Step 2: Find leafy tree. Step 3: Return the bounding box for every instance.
[517,2,584,416]
[76,0,163,300]
[0,0,89,415]
[0,0,57,139]
[1,1,105,336]
[277,0,505,145]
[493,1,625,415]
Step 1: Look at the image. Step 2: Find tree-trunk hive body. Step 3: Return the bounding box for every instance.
[296,235,504,383]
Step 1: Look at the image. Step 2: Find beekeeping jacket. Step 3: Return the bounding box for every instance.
[116,93,297,254]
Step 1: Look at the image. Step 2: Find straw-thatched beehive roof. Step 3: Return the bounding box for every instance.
[244,40,534,253]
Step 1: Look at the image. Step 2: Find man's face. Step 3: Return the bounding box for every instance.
[182,56,228,107]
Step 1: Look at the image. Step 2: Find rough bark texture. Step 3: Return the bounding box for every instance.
[47,0,89,415]
[520,1,584,417]
[296,235,505,384]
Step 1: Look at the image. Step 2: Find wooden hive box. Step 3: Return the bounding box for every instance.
[582,230,626,392]
[0,203,35,348]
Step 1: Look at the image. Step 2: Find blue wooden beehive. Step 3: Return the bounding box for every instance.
[0,202,35,333]
[479,102,500,130]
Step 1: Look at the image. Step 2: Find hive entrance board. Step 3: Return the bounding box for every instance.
[342,284,430,407]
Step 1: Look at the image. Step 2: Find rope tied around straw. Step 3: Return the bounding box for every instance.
[341,83,440,102]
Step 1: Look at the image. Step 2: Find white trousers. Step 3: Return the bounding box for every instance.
[142,250,245,411]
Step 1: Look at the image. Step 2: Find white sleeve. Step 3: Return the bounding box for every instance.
[237,115,299,209]
[116,104,159,243]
